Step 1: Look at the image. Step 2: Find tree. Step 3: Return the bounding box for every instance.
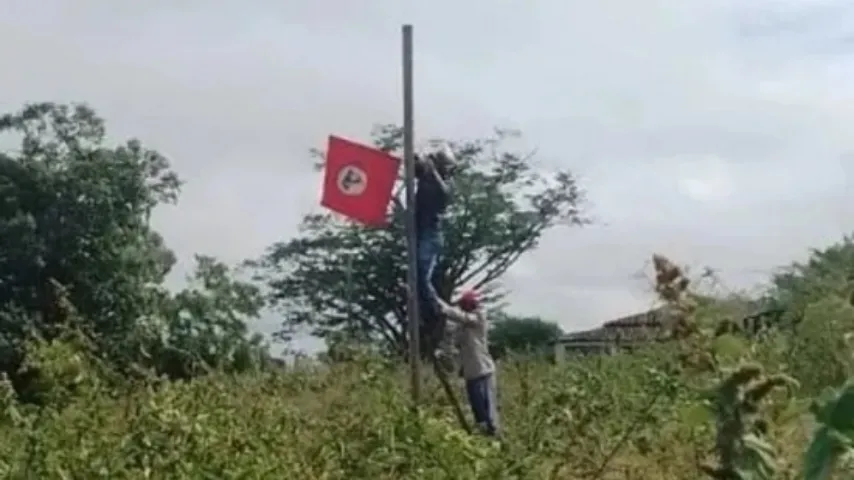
[252,125,588,355]
[145,255,271,379]
[487,313,564,359]
[764,235,854,392]
[0,102,269,389]
[767,234,854,321]
[0,102,181,373]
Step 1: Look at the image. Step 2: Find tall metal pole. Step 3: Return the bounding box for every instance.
[402,24,421,405]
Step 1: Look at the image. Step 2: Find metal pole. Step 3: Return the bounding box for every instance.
[402,24,421,405]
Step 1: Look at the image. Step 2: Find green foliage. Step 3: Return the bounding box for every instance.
[3,289,854,478]
[0,102,270,393]
[142,255,271,380]
[781,298,854,397]
[0,336,688,479]
[653,254,799,480]
[250,126,588,354]
[802,379,854,480]
[700,364,796,480]
[0,102,181,373]
[488,313,563,359]
[9,102,854,478]
[767,234,854,322]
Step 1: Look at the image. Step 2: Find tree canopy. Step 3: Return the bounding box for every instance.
[0,102,270,393]
[252,125,589,355]
[766,234,854,323]
[487,313,564,359]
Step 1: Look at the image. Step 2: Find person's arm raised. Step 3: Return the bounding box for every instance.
[422,157,451,196]
[430,166,450,195]
[436,297,481,328]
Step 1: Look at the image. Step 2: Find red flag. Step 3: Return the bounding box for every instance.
[321,135,401,226]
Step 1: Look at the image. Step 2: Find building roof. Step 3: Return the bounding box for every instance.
[555,303,789,347]
[557,306,671,344]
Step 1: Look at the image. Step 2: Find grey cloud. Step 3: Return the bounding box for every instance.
[734,1,854,56]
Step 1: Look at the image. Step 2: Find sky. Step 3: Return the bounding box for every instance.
[3,0,854,353]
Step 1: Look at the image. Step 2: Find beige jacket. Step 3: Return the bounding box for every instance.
[438,300,495,380]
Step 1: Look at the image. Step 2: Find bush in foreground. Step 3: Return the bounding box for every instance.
[0,325,852,480]
[4,258,854,479]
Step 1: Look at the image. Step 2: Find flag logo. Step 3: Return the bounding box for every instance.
[336,164,368,196]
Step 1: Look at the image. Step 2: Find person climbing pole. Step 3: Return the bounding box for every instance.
[436,289,499,437]
[414,143,454,354]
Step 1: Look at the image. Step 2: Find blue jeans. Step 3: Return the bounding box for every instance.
[465,373,499,436]
[416,227,442,330]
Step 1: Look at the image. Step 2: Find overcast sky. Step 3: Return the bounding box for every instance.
[3,0,854,352]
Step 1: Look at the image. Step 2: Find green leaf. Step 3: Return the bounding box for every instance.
[825,383,854,437]
[678,401,713,429]
[776,398,809,425]
[712,334,749,361]
[802,427,840,480]
[739,433,777,480]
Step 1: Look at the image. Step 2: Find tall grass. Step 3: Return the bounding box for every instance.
[3,255,854,479]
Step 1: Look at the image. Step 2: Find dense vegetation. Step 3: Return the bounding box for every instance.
[2,103,854,479]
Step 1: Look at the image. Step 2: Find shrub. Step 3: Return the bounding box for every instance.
[4,255,854,478]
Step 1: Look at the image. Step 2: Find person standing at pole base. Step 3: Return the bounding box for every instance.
[414,144,454,354]
[437,290,500,437]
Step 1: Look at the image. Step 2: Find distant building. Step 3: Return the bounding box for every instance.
[552,306,671,362]
[551,302,788,362]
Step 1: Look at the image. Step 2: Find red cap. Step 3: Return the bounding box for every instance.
[457,290,480,311]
